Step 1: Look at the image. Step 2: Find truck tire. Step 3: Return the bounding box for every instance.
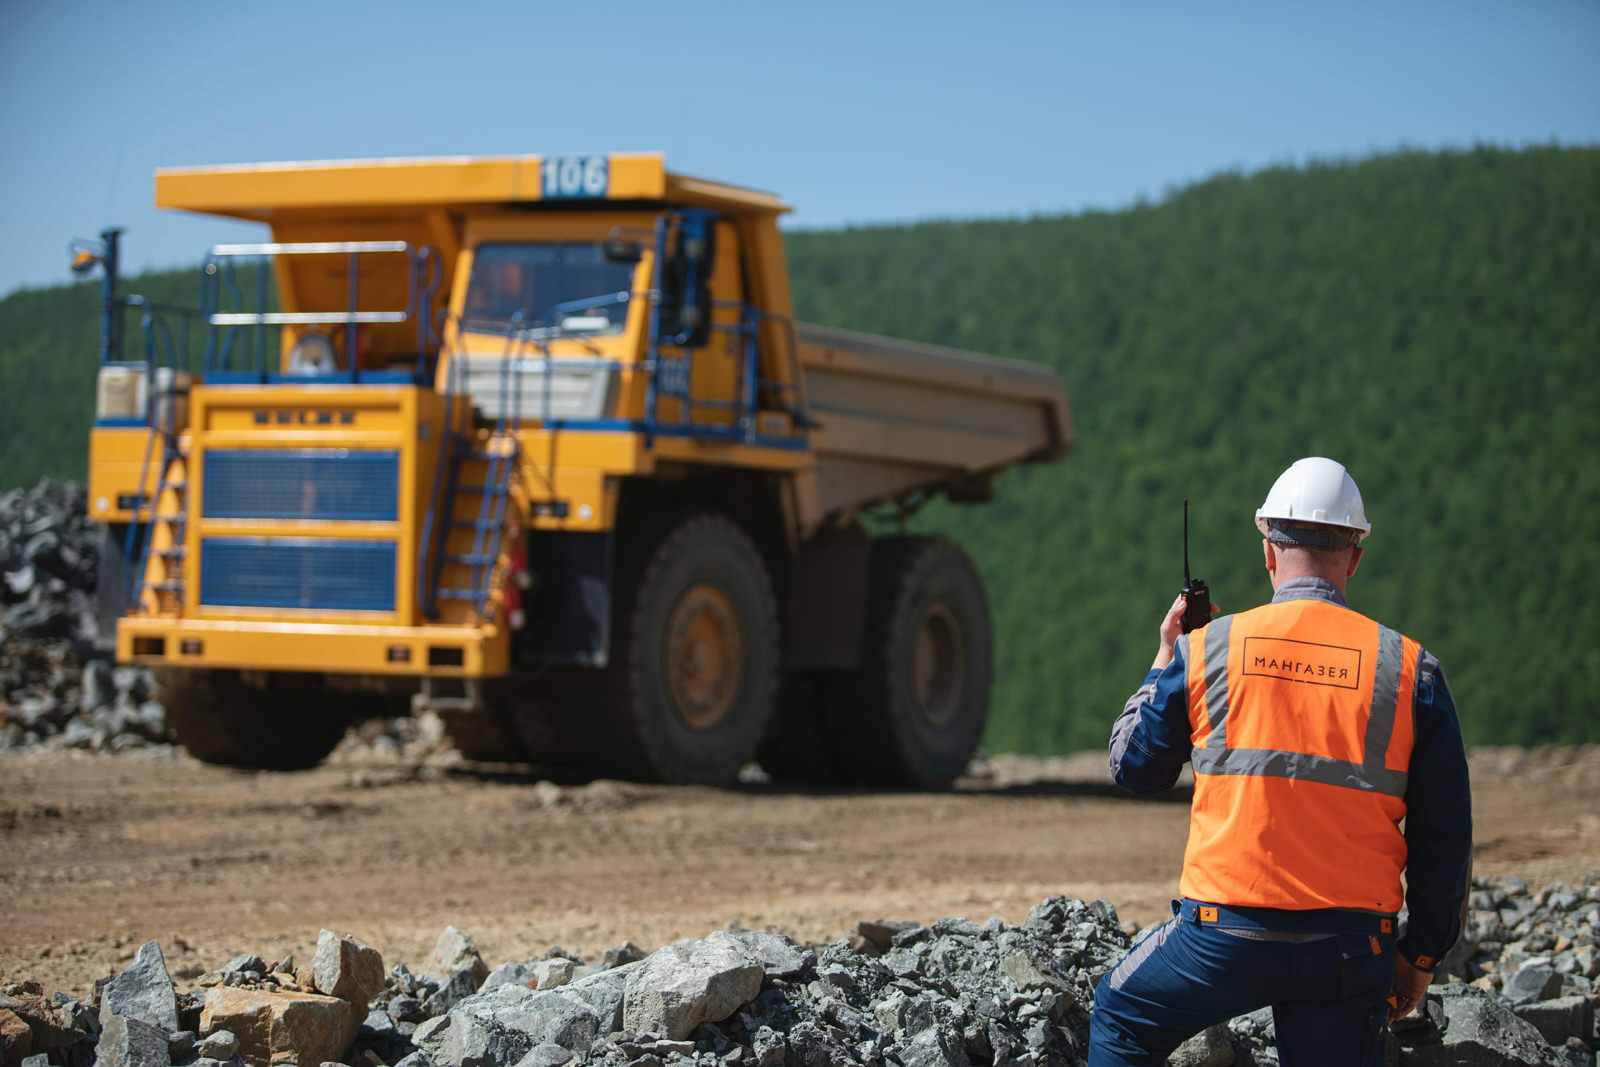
[833,537,992,789]
[602,514,779,785]
[157,668,350,770]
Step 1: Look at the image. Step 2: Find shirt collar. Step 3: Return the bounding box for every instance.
[1271,576,1349,608]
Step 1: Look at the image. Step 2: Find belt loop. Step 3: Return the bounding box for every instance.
[1198,906,1218,924]
[1380,918,1394,934]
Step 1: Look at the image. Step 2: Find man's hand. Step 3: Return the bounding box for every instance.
[1153,596,1187,670]
[1389,954,1434,1022]
[1153,595,1218,670]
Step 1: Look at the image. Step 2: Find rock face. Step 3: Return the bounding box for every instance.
[199,986,357,1066]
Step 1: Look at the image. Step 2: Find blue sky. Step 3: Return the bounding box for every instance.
[1,0,1596,299]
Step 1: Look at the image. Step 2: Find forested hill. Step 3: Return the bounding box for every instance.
[784,146,1599,752]
[2,146,1595,751]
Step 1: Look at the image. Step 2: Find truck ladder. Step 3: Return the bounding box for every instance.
[127,412,190,616]
[422,333,525,622]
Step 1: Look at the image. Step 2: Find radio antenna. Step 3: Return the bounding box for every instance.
[1184,498,1192,581]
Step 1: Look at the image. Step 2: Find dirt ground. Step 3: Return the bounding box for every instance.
[3,743,1598,1003]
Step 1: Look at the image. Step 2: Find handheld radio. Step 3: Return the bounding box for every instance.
[1181,498,1212,634]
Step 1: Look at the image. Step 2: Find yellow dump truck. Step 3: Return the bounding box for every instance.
[78,153,1071,787]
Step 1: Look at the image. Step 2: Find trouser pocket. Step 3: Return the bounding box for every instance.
[1334,932,1393,1002]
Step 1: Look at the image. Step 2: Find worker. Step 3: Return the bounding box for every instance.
[1088,457,1472,1066]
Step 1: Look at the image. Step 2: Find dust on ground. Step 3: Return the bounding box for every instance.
[2,744,1596,1000]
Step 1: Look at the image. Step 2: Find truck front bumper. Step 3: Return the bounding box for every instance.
[117,617,507,676]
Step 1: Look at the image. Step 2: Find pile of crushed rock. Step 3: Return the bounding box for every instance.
[3,874,1595,1067]
[0,480,162,754]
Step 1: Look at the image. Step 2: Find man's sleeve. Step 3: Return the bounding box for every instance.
[1397,650,1474,969]
[1108,636,1195,795]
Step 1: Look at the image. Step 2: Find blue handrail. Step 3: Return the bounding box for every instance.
[118,296,207,611]
[200,241,439,384]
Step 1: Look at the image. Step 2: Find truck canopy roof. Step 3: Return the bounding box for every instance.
[154,153,790,222]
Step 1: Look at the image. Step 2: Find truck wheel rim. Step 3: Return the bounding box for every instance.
[913,602,963,728]
[666,585,742,730]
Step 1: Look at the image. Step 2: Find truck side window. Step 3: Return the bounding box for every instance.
[463,243,637,337]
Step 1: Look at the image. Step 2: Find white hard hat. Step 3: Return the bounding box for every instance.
[1255,457,1371,546]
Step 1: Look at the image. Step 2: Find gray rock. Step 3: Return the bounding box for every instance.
[1505,966,1565,1005]
[852,920,920,956]
[600,942,647,970]
[622,931,764,1041]
[1000,952,1070,995]
[481,962,536,992]
[728,930,811,980]
[165,1029,195,1060]
[1513,996,1596,1047]
[421,968,479,1017]
[1398,986,1560,1066]
[512,1044,575,1067]
[219,955,264,980]
[414,1011,532,1067]
[446,983,603,1054]
[194,1028,239,1060]
[527,958,575,991]
[100,941,179,1034]
[565,962,637,1035]
[930,918,985,939]
[80,658,114,711]
[95,1014,172,1067]
[896,1024,972,1067]
[1169,1023,1235,1067]
[420,926,489,989]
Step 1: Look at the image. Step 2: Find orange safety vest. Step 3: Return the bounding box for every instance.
[1180,597,1420,913]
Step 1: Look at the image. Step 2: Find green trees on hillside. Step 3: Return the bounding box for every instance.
[785,146,1599,752]
[1,146,1594,750]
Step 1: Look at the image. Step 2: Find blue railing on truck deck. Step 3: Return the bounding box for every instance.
[201,241,441,385]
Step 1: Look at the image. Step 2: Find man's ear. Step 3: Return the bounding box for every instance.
[1347,546,1363,578]
[1263,539,1277,573]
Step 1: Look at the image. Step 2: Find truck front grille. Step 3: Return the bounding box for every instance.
[203,449,399,521]
[200,538,397,612]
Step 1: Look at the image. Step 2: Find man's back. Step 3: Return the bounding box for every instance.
[1179,584,1418,913]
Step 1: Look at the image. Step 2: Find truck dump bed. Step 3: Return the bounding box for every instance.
[795,323,1073,518]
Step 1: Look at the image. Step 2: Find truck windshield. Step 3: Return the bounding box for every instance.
[463,242,636,337]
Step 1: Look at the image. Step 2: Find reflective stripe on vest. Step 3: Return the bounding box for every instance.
[1189,611,1409,797]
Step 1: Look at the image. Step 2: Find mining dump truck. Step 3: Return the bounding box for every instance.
[77,153,1072,787]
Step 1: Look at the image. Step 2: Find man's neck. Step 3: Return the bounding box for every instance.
[1270,566,1349,596]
